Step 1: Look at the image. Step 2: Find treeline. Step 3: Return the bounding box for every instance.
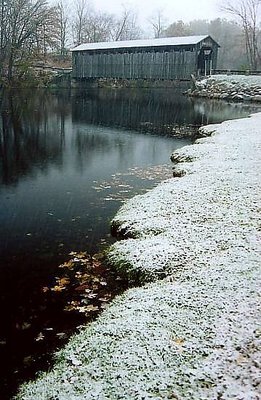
[0,0,260,83]
[0,0,142,82]
[150,0,261,71]
[162,19,251,70]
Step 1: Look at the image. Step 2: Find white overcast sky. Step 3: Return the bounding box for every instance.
[93,0,225,25]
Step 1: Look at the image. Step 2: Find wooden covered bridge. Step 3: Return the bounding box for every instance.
[71,35,219,81]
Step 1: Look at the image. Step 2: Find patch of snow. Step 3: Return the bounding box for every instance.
[71,35,209,52]
[210,74,261,87]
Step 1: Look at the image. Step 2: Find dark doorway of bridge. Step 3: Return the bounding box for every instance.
[198,47,213,76]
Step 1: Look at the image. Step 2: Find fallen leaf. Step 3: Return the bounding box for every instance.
[85,305,99,312]
[56,332,68,339]
[35,332,45,342]
[51,285,64,292]
[99,297,109,302]
[172,337,185,346]
[87,293,98,299]
[236,355,249,364]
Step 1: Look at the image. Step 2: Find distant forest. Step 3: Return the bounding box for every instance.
[0,0,260,82]
[161,19,254,70]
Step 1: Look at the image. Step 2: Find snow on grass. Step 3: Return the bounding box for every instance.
[109,114,260,281]
[16,113,261,399]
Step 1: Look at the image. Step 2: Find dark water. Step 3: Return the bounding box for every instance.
[0,87,258,399]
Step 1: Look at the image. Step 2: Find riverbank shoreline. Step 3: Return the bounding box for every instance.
[16,111,261,399]
[186,74,261,103]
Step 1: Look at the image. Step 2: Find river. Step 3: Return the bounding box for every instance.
[0,87,258,398]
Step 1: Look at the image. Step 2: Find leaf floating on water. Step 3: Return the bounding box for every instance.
[51,277,70,292]
[77,306,89,313]
[86,293,98,299]
[74,304,100,314]
[92,253,104,261]
[74,284,90,292]
[85,305,99,312]
[51,285,63,292]
[118,184,131,188]
[76,252,88,259]
[45,251,128,322]
[99,297,109,302]
[35,332,45,342]
[64,301,81,312]
[58,277,70,286]
[91,164,172,206]
[18,322,31,330]
[56,332,67,339]
[60,260,74,269]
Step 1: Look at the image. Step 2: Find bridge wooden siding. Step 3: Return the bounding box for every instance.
[71,35,219,81]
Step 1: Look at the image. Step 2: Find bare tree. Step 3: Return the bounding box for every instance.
[148,9,167,38]
[163,20,192,37]
[84,11,115,43]
[35,5,59,59]
[1,0,51,81]
[55,0,69,56]
[220,0,261,69]
[72,0,90,45]
[111,6,142,41]
[0,0,9,76]
[70,3,142,45]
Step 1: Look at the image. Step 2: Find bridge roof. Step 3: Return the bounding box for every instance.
[72,35,216,52]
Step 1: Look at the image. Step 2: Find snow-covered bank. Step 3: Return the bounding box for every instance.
[16,113,261,399]
[186,74,261,102]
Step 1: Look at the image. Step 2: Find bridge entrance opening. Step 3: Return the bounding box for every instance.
[198,47,213,76]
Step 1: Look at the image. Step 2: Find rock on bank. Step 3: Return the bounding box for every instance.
[16,113,261,399]
[186,74,261,102]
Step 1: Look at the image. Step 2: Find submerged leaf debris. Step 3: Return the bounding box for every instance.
[43,252,128,317]
[16,112,261,399]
